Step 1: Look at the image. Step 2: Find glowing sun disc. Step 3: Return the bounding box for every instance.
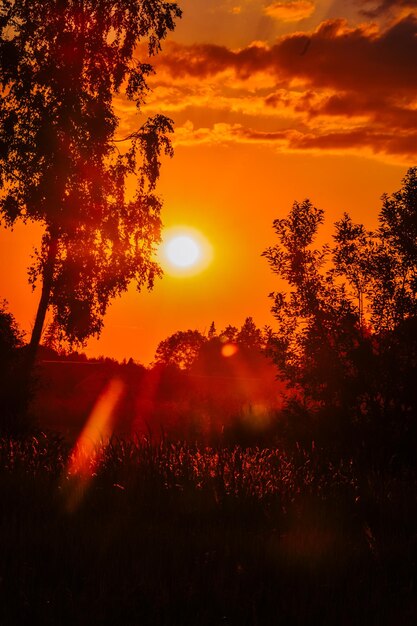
[166,235,200,268]
[160,226,213,277]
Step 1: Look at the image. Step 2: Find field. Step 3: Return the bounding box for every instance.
[1,433,417,625]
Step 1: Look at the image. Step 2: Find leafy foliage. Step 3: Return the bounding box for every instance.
[154,329,207,370]
[0,299,24,357]
[263,200,362,410]
[0,301,27,433]
[237,316,264,350]
[263,168,417,451]
[0,0,181,344]
[333,168,417,333]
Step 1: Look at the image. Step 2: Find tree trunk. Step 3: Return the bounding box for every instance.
[5,233,59,432]
[26,233,59,369]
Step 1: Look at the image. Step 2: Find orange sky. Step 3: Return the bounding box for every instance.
[0,0,415,364]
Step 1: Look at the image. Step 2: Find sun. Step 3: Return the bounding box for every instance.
[159,226,213,276]
[165,235,200,268]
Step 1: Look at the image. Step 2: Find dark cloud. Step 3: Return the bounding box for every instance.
[288,129,417,158]
[235,126,417,160]
[357,0,417,18]
[154,15,417,160]
[265,90,417,131]
[156,16,417,95]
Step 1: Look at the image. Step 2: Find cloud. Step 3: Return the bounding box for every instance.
[265,89,417,132]
[155,16,417,93]
[357,0,417,18]
[145,15,417,162]
[172,121,417,162]
[144,82,272,117]
[284,128,417,160]
[263,1,316,22]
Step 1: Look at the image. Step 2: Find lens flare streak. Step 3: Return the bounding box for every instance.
[62,378,125,512]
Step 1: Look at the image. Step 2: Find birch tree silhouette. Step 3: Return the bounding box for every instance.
[0,0,181,363]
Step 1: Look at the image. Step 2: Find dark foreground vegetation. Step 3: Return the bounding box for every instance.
[1,434,417,625]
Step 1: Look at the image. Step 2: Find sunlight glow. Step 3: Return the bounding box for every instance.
[166,235,200,267]
[221,343,238,358]
[160,226,213,277]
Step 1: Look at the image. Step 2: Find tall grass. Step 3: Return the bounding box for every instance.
[1,433,416,625]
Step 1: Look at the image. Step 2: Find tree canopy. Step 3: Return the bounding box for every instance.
[0,299,24,357]
[263,167,417,450]
[0,0,181,349]
[154,329,206,370]
[0,300,26,432]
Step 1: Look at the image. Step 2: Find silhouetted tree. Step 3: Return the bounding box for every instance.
[263,200,361,407]
[0,301,22,347]
[208,321,217,339]
[220,325,238,343]
[0,301,26,432]
[237,316,263,350]
[263,168,417,454]
[0,0,181,364]
[0,300,24,359]
[333,167,417,333]
[371,166,417,330]
[154,329,206,370]
[334,169,417,449]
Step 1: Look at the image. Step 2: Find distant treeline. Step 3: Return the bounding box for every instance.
[0,313,284,443]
